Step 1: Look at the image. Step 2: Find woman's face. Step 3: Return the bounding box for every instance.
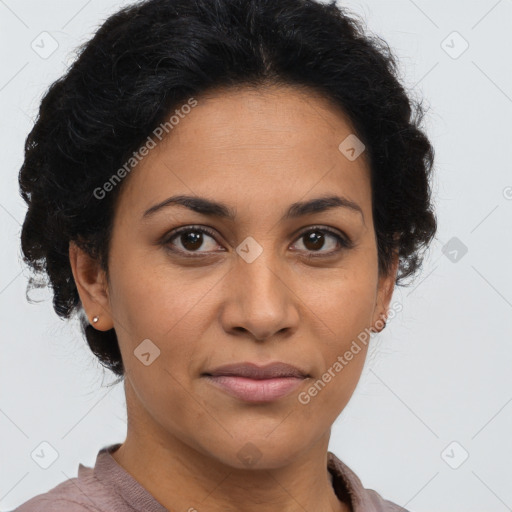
[73,84,397,469]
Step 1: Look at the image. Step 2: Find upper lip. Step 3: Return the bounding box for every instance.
[203,362,309,379]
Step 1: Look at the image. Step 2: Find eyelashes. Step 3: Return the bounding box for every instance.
[161,224,354,259]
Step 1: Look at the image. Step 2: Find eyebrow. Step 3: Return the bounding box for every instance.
[142,194,365,224]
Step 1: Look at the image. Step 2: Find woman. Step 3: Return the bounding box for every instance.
[15,0,436,510]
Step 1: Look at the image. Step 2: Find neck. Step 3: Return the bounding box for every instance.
[112,393,350,511]
[112,437,350,512]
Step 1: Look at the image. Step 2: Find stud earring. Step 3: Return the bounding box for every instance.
[379,314,388,331]
[92,316,99,324]
[371,313,387,333]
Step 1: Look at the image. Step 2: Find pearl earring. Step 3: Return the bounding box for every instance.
[92,316,99,324]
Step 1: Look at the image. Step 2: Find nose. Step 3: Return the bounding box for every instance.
[219,247,300,342]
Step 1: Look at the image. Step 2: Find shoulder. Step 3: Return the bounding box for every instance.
[13,464,104,512]
[327,451,411,512]
[364,487,411,512]
[14,497,98,512]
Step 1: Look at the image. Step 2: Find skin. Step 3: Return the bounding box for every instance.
[69,83,398,512]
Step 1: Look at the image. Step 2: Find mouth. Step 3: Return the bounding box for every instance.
[201,362,310,403]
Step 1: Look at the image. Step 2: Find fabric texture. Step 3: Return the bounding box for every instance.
[13,443,409,512]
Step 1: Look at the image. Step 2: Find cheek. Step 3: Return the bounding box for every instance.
[292,263,376,416]
[297,344,368,431]
[297,276,373,420]
[296,256,377,336]
[109,257,221,380]
[110,263,215,433]
[109,250,209,333]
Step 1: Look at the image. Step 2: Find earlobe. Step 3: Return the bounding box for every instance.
[68,241,113,330]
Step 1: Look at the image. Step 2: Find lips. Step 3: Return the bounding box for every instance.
[203,362,309,379]
[202,362,310,403]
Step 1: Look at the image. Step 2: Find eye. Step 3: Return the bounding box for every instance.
[163,225,224,256]
[291,226,353,258]
[162,224,353,258]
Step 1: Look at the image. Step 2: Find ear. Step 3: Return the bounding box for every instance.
[371,247,399,333]
[69,241,114,331]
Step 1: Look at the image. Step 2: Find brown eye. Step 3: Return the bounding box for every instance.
[162,225,353,258]
[164,226,222,255]
[292,227,353,257]
[302,231,326,251]
[180,231,204,251]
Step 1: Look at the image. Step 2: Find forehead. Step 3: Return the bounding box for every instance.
[117,84,371,219]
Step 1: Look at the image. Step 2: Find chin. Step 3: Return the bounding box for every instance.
[200,431,313,471]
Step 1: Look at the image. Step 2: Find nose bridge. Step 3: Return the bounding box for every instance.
[247,250,279,288]
[237,238,284,309]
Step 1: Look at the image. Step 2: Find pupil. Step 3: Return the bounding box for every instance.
[182,231,203,250]
[305,231,324,250]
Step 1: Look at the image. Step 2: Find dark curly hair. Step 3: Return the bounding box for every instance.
[19,0,437,379]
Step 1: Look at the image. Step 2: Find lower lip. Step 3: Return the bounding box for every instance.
[203,375,305,402]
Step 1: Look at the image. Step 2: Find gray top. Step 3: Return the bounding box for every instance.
[13,443,409,512]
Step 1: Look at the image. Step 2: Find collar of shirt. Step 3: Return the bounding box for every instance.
[87,443,404,512]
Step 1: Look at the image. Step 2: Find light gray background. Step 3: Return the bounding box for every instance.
[1,1,511,511]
